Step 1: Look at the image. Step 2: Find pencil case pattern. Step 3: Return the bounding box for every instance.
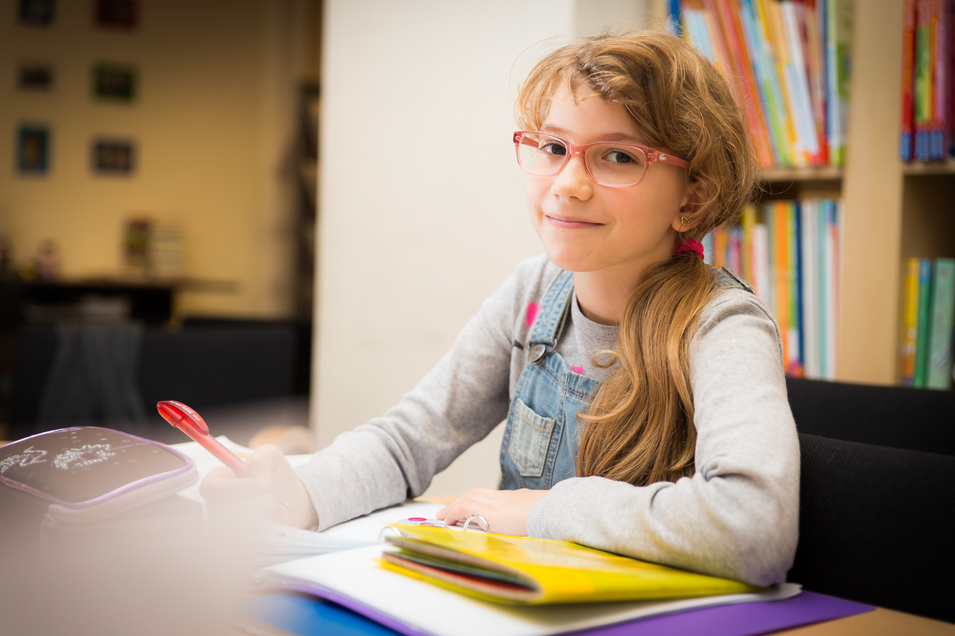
[0,426,199,542]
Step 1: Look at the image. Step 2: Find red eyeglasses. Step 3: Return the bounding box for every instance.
[513,130,691,187]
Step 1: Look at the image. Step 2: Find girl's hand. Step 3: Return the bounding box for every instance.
[435,487,548,536]
[199,444,319,530]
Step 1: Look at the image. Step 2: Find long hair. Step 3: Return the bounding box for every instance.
[516,31,758,486]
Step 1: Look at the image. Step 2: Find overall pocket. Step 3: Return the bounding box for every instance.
[507,398,556,478]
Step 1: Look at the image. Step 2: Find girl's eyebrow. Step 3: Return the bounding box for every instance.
[539,124,646,145]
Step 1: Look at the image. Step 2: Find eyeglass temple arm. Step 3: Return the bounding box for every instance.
[646,149,690,169]
[513,132,539,148]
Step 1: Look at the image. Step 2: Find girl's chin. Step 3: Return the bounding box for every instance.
[541,247,598,273]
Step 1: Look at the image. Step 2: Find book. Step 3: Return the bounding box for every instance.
[826,0,853,166]
[915,0,938,160]
[379,523,762,604]
[926,258,955,389]
[263,544,802,636]
[901,0,918,160]
[234,587,874,636]
[901,257,922,385]
[914,258,935,387]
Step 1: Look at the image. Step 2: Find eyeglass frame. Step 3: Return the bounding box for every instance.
[512,130,691,188]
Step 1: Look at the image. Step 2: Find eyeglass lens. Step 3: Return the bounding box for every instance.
[516,133,648,186]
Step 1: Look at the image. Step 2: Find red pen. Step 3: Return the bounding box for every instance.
[157,400,290,507]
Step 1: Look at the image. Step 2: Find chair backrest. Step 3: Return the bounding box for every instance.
[789,433,955,623]
[786,377,955,456]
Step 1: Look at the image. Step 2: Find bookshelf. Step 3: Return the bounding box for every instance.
[654,0,952,386]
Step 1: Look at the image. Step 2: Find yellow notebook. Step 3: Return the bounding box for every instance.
[379,524,764,605]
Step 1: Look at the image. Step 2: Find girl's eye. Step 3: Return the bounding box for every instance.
[540,141,568,157]
[603,149,643,166]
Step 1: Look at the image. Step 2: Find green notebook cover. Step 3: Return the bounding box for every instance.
[913,258,933,387]
[926,258,955,390]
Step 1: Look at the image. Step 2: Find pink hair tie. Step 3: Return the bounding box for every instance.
[675,238,704,259]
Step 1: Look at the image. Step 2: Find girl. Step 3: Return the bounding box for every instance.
[201,30,799,587]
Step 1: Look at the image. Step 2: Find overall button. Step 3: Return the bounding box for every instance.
[527,343,547,363]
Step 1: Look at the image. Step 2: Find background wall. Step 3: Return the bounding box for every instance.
[0,0,313,317]
[315,0,656,498]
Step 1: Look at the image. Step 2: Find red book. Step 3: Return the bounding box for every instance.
[901,0,918,161]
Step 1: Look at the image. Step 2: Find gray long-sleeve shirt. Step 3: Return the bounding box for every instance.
[296,254,799,586]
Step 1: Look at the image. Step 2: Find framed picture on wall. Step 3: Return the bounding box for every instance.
[91,137,136,175]
[17,60,56,92]
[18,0,55,26]
[94,0,138,29]
[16,124,51,174]
[92,63,137,102]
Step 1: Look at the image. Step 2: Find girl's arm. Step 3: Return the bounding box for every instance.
[526,289,799,587]
[292,257,557,531]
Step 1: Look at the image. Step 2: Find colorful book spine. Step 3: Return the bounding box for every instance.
[900,257,922,385]
[913,258,934,387]
[826,0,852,166]
[681,0,850,168]
[930,0,950,158]
[915,0,937,161]
[705,197,842,379]
[823,200,841,380]
[711,0,776,166]
[780,0,821,165]
[804,0,830,164]
[926,258,955,389]
[901,0,918,161]
[800,200,819,378]
[788,201,804,375]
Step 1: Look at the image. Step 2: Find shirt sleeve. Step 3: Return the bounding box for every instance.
[526,289,800,587]
[295,260,539,531]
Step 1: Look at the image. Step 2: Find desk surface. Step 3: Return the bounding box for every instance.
[775,606,954,635]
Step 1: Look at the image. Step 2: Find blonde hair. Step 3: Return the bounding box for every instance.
[516,30,758,486]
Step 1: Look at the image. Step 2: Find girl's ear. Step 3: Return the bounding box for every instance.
[671,182,708,232]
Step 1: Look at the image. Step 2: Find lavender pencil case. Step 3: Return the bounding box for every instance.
[0,426,199,544]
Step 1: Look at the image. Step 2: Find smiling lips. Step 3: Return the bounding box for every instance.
[544,213,602,229]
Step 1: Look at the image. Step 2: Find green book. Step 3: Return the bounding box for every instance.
[913,258,933,388]
[926,258,955,390]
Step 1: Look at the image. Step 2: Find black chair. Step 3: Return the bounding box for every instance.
[786,376,955,456]
[789,433,955,623]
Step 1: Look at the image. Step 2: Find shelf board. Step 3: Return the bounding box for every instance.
[759,166,844,182]
[901,159,955,175]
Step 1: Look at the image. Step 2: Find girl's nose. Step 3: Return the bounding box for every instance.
[551,153,593,201]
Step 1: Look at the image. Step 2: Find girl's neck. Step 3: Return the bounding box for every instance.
[572,269,638,326]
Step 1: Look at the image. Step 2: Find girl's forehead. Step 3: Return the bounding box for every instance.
[542,85,646,143]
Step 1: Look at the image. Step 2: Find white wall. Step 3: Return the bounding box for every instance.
[314,0,654,498]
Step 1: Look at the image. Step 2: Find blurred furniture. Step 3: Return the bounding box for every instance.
[0,278,176,431]
[7,320,302,444]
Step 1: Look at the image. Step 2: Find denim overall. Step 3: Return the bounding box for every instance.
[498,266,751,491]
[499,270,596,490]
